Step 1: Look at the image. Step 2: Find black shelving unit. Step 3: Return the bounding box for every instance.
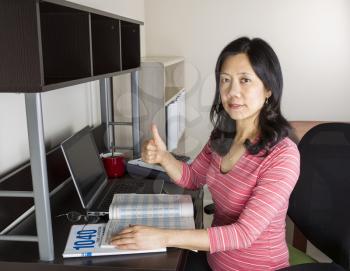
[0,0,143,262]
[0,0,143,93]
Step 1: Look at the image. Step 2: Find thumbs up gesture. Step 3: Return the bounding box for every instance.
[141,124,167,164]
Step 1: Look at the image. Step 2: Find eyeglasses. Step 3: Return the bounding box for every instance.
[56,211,100,224]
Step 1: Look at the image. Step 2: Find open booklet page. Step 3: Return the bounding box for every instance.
[101,193,195,248]
[63,223,166,258]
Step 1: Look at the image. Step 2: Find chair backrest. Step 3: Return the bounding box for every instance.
[288,123,350,269]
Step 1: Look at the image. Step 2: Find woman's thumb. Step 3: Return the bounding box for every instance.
[151,124,164,146]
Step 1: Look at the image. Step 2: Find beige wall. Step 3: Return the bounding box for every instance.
[0,0,145,176]
[144,0,350,156]
[144,1,348,260]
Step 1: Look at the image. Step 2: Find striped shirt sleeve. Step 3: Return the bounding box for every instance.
[207,143,300,253]
[174,142,212,189]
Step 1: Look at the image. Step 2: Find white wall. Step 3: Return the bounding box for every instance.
[144,0,350,156]
[0,0,145,176]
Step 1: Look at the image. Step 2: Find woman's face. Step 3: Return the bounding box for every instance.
[219,53,271,125]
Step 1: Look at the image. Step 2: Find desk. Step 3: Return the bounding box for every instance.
[0,175,203,271]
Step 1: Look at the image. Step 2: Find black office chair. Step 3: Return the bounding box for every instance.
[278,263,347,271]
[282,122,350,270]
[204,123,350,270]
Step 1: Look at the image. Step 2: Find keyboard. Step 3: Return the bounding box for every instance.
[127,153,191,172]
[127,158,165,172]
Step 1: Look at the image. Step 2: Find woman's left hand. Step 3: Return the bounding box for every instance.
[110,225,168,250]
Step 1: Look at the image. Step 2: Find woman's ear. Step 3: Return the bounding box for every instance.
[266,90,272,98]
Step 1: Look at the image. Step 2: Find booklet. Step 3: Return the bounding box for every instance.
[63,223,165,258]
[100,193,195,248]
[63,193,195,258]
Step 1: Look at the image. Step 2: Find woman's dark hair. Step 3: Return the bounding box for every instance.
[209,37,291,156]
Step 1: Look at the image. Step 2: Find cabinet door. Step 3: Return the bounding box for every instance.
[120,21,140,70]
[91,14,121,75]
[40,2,91,85]
[0,0,42,92]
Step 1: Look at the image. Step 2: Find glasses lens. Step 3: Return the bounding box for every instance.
[86,215,100,224]
[66,211,82,223]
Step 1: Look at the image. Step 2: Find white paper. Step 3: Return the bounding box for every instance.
[166,100,179,151]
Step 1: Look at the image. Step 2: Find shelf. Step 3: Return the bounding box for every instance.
[165,87,185,106]
[141,56,185,106]
[0,0,143,93]
[40,2,91,85]
[121,21,140,70]
[91,14,121,75]
[139,56,185,152]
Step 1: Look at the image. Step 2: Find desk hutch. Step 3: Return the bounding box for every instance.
[0,0,143,262]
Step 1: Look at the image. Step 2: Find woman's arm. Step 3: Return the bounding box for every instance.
[142,124,213,189]
[110,226,210,251]
[166,228,210,251]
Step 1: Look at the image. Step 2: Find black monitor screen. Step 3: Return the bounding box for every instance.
[61,127,106,208]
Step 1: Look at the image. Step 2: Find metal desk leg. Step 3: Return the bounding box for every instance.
[100,77,114,150]
[131,70,141,158]
[25,93,54,261]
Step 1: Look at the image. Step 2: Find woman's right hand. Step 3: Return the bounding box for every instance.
[141,124,168,165]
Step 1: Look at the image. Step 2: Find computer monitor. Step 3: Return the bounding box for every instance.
[61,126,107,208]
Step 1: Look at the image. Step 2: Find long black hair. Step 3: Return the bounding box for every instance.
[209,37,291,156]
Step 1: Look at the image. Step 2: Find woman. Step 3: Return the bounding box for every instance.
[111,37,300,271]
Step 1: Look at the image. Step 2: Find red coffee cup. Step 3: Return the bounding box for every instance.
[102,152,125,178]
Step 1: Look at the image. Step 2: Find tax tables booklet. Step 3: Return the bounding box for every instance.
[63,223,144,258]
[101,193,195,247]
[63,193,195,258]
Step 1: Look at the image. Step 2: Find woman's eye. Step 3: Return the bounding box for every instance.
[220,77,230,84]
[241,78,251,84]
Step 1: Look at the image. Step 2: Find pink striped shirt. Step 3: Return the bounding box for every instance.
[175,137,300,271]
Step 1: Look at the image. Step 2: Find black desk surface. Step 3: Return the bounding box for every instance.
[0,176,203,271]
